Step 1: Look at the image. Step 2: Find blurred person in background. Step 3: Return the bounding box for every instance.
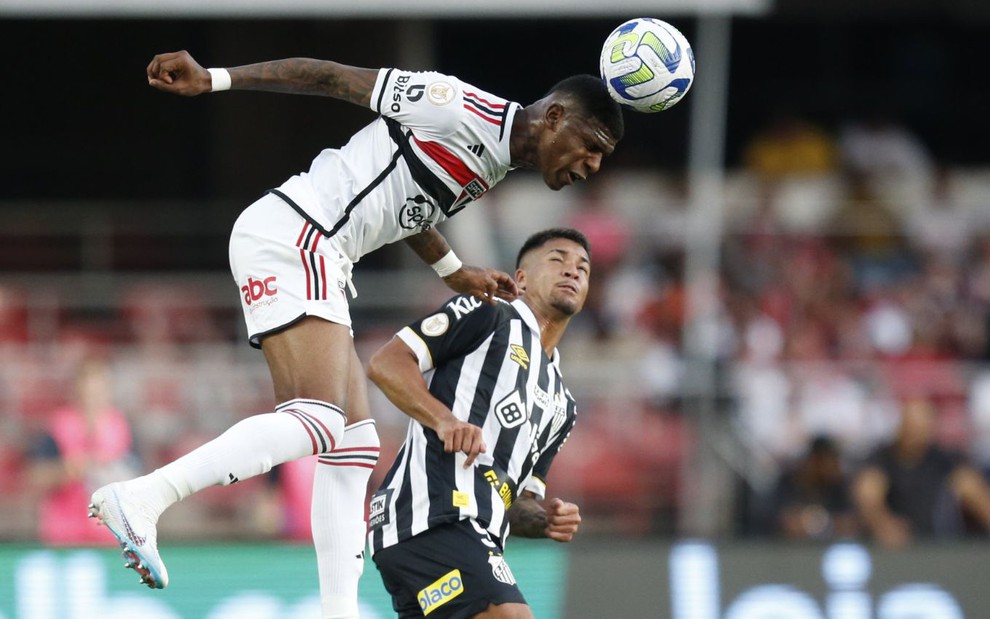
[838,112,933,181]
[769,436,858,541]
[89,47,623,619]
[743,108,838,182]
[828,171,914,292]
[28,357,140,546]
[853,396,990,548]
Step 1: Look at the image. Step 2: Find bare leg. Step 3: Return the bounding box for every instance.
[312,344,381,618]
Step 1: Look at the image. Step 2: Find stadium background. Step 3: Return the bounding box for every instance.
[2,1,990,617]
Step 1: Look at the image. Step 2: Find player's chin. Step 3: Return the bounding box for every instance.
[550,297,582,317]
[543,174,566,191]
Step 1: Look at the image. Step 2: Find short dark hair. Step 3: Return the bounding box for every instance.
[516,228,592,268]
[547,74,624,142]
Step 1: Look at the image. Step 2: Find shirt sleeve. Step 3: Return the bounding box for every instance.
[519,401,578,499]
[396,295,503,374]
[369,68,463,140]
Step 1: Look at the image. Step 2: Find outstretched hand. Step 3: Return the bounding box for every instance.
[443,265,519,304]
[544,497,581,542]
[147,50,212,96]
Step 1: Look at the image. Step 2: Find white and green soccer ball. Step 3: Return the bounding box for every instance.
[599,18,695,113]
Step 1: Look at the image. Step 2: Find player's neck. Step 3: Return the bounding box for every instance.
[521,297,570,355]
[508,106,539,169]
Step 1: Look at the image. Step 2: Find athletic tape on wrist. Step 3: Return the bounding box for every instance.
[430,250,463,278]
[208,68,231,92]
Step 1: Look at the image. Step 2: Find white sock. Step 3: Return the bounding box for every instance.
[312,419,380,619]
[134,399,345,519]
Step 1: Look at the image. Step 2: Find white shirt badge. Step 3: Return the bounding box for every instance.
[420,313,450,337]
[427,81,455,106]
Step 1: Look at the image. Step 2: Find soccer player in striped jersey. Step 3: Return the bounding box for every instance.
[89,50,620,618]
[367,228,589,619]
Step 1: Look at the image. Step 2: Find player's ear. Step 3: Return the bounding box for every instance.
[544,102,565,131]
[515,268,528,293]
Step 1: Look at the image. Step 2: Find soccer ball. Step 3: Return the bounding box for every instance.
[599,18,695,113]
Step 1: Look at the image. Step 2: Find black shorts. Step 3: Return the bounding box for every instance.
[372,519,526,618]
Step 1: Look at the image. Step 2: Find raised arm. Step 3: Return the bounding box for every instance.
[367,335,486,467]
[146,50,379,105]
[404,228,518,304]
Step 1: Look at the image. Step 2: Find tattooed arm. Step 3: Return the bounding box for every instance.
[146,50,378,105]
[508,492,581,542]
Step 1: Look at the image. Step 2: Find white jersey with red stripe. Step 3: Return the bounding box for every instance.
[270,68,520,266]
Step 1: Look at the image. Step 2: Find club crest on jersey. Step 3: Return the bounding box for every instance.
[464,179,487,200]
[399,195,438,231]
[420,313,450,337]
[427,81,455,106]
[488,555,517,585]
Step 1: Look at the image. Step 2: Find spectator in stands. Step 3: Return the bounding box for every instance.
[743,108,838,181]
[838,112,933,181]
[828,171,914,291]
[770,436,858,541]
[906,166,972,264]
[852,396,990,548]
[27,358,140,545]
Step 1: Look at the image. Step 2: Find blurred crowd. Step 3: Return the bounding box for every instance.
[4,109,990,547]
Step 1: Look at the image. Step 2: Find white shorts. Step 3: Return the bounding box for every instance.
[229,193,352,348]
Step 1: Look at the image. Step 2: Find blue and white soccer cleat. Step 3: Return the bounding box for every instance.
[88,482,169,589]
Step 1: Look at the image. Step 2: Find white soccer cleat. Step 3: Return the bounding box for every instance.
[89,481,169,589]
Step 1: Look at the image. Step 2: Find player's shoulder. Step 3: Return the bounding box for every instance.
[439,294,514,323]
[375,68,464,112]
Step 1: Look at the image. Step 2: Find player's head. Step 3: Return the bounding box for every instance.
[519,75,623,191]
[546,75,625,143]
[515,228,591,317]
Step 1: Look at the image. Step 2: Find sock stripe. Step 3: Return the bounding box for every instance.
[332,446,382,454]
[294,409,337,453]
[275,400,344,454]
[317,460,377,469]
[284,410,320,455]
[319,454,379,463]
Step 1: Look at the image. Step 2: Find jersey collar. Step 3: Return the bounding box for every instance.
[501,102,522,170]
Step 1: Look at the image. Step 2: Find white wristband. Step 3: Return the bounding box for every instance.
[430,250,463,278]
[208,68,231,92]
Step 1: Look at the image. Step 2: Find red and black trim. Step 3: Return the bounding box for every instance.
[276,399,345,455]
[463,91,505,126]
[384,118,457,214]
[294,219,331,302]
[318,444,381,469]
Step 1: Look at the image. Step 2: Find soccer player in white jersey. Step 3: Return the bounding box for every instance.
[367,228,589,619]
[88,50,621,618]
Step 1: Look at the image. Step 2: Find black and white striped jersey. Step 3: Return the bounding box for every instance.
[271,68,519,267]
[369,297,577,554]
